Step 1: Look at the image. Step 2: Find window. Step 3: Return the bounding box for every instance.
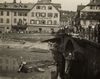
[54,13,58,18]
[48,6,52,10]
[36,12,40,17]
[18,12,22,16]
[6,59,9,64]
[30,20,36,24]
[18,19,22,24]
[6,19,10,23]
[0,59,2,63]
[83,20,86,25]
[6,66,8,71]
[40,20,46,24]
[13,60,16,64]
[23,18,26,21]
[36,20,40,24]
[0,18,3,23]
[7,27,9,29]
[14,18,17,23]
[14,12,17,16]
[42,6,46,10]
[14,5,18,8]
[31,12,34,17]
[0,11,3,16]
[30,20,33,24]
[48,13,53,17]
[19,5,22,8]
[41,13,46,17]
[24,13,27,16]
[90,6,95,9]
[7,11,9,16]
[47,20,52,25]
[24,5,27,8]
[36,6,41,9]
[54,20,57,25]
[0,65,2,71]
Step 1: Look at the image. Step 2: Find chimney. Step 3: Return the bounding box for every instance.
[13,0,16,3]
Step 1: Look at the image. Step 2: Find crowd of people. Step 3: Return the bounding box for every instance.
[58,24,100,43]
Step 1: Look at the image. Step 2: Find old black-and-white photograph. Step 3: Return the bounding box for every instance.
[0,0,100,79]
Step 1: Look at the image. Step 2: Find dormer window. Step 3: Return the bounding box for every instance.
[14,5,18,8]
[4,4,7,8]
[42,6,46,10]
[36,6,41,9]
[48,6,52,10]
[24,5,27,8]
[19,5,22,8]
[90,6,95,9]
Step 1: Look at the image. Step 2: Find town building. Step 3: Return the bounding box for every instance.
[27,0,61,33]
[0,0,68,33]
[76,0,100,28]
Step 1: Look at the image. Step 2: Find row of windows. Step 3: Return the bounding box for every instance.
[0,18,57,25]
[14,12,27,16]
[31,12,58,18]
[90,6,100,10]
[30,20,57,25]
[0,18,10,23]
[36,5,52,10]
[14,18,27,23]
[0,11,10,16]
[0,11,27,16]
[0,18,27,24]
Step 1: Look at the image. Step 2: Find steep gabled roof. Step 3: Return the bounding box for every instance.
[77,5,85,11]
[87,0,100,6]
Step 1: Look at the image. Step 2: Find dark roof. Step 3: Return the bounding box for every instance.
[87,0,100,6]
[77,5,85,11]
[0,3,34,10]
[52,3,61,9]
[60,10,76,21]
[35,2,61,11]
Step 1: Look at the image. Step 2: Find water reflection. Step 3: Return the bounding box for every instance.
[0,77,16,79]
[0,77,32,79]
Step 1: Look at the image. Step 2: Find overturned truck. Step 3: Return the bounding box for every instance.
[42,33,100,79]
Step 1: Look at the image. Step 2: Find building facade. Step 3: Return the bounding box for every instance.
[77,0,100,28]
[0,0,68,33]
[28,2,60,33]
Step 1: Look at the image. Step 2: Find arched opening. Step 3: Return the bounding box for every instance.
[65,40,74,55]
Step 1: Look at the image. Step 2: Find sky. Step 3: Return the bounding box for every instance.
[0,0,90,11]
